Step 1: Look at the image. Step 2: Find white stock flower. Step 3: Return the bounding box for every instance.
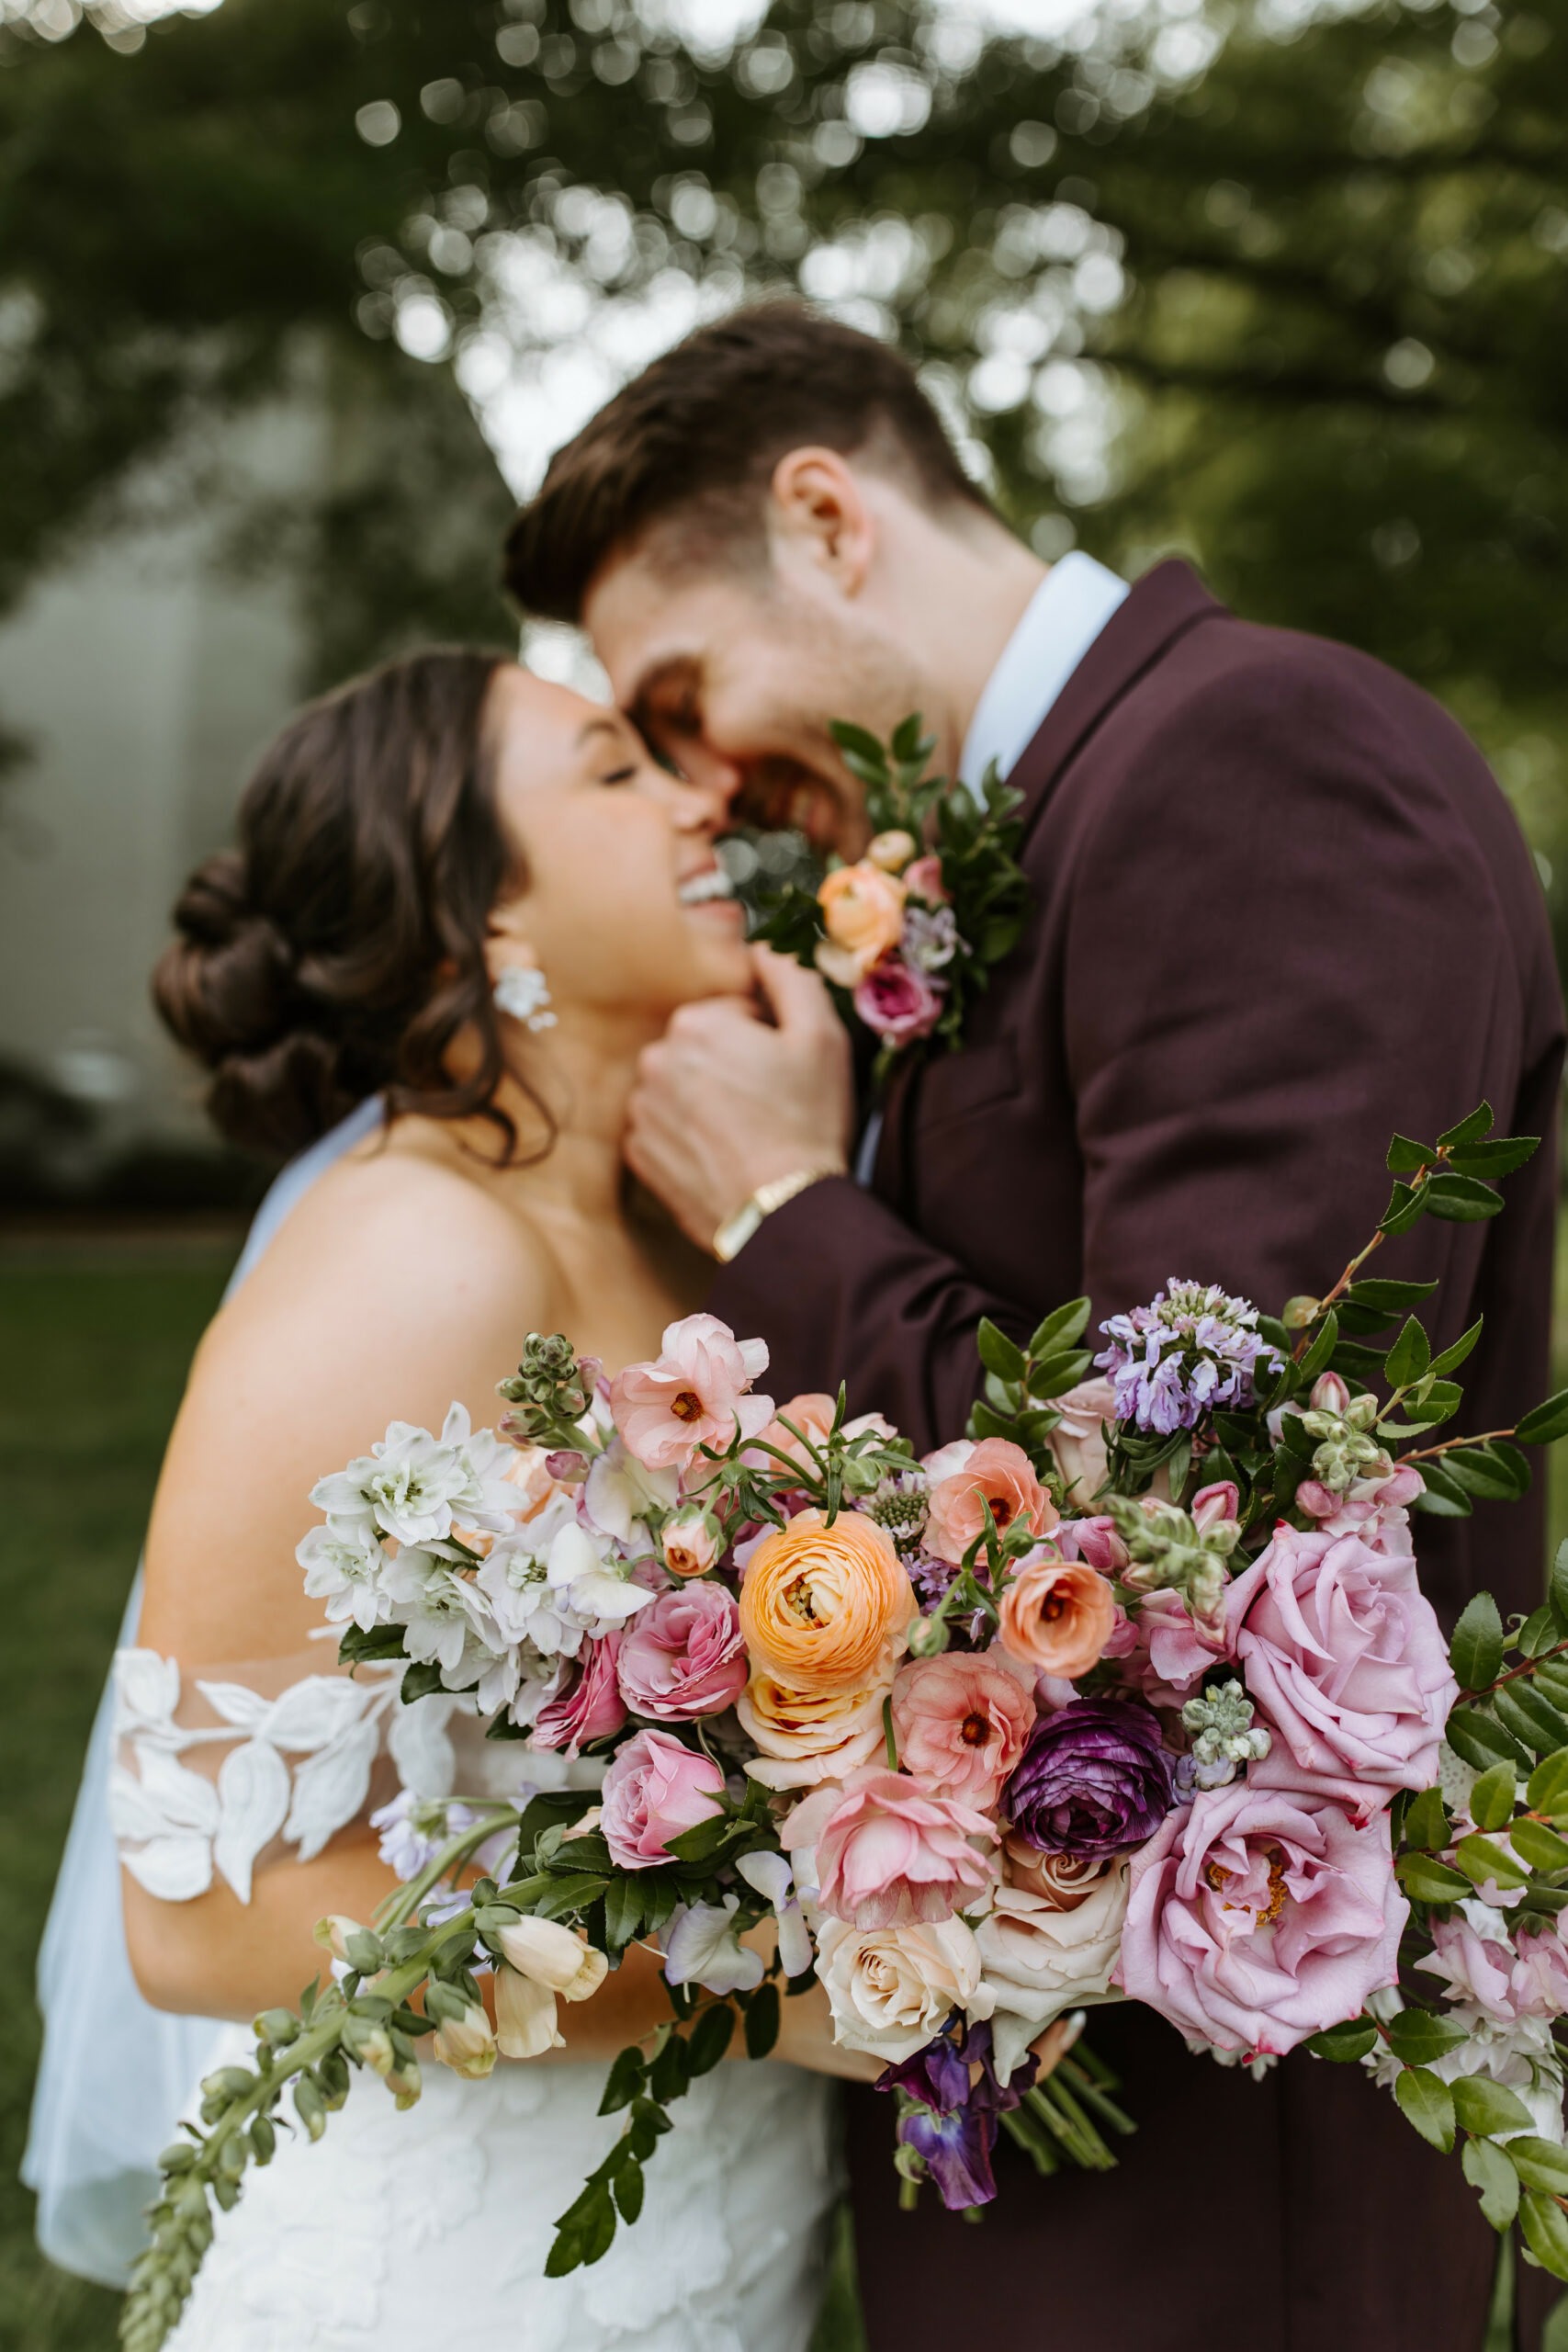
[442,1405,533,1537]
[311,1419,475,1547]
[298,1520,391,1633]
[379,1548,498,1683]
[663,1896,766,1997]
[546,1520,658,1635]
[584,1434,680,1545]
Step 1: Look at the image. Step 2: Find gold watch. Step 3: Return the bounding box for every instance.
[712,1167,843,1263]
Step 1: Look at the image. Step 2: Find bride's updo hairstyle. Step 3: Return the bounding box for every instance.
[155,646,527,1160]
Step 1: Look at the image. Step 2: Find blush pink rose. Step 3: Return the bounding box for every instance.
[532,1633,626,1755]
[925,1438,1056,1566]
[601,1728,727,1870]
[789,1763,999,1930]
[1115,1760,1407,2057]
[1056,1513,1130,1578]
[902,854,947,904]
[1228,1521,1457,1816]
[1047,1379,1117,1509]
[852,958,944,1046]
[1295,1463,1423,1558]
[615,1581,749,1721]
[891,1651,1032,1807]
[608,1314,773,1472]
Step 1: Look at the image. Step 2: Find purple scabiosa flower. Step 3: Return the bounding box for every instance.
[901,903,961,973]
[1004,1697,1178,1860]
[879,2019,1035,2210]
[1095,1279,1282,1435]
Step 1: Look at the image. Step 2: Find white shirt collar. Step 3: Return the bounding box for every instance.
[958,550,1130,791]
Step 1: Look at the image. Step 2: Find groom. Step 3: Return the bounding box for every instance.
[505,306,1567,2348]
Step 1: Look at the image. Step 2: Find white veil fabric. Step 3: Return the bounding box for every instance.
[22,1097,385,2289]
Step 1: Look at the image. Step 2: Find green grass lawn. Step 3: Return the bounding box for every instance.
[4,1234,1566,2352]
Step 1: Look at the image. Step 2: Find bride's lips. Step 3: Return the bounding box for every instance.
[676,863,743,929]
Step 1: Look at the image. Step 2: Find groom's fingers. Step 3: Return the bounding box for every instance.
[750,942,841,1037]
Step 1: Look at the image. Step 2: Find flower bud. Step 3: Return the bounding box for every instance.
[661,1504,722,1580]
[1282,1295,1320,1330]
[1308,1371,1350,1416]
[344,2018,396,2076]
[495,1917,608,2001]
[866,828,918,874]
[494,1962,566,2059]
[312,1915,363,1963]
[430,2001,497,2079]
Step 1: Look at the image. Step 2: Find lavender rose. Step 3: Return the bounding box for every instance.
[1003,1697,1177,1861]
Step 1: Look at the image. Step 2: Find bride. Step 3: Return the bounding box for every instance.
[48,647,862,2348]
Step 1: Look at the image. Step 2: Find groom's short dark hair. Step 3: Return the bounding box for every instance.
[502,304,989,622]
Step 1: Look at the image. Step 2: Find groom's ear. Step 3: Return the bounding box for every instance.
[767,449,874,599]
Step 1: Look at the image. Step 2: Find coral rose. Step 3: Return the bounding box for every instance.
[1114,1760,1407,2058]
[925,1438,1056,1566]
[788,1764,999,1929]
[891,1652,1032,1808]
[608,1313,773,1473]
[739,1507,915,1696]
[739,1672,891,1791]
[998,1546,1116,1679]
[816,1915,993,2062]
[815,862,907,988]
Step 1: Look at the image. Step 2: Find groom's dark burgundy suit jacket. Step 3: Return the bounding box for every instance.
[710,560,1567,2352]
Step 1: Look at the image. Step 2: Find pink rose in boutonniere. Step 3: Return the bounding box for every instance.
[852,957,943,1046]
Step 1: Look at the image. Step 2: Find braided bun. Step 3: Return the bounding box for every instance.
[152,647,520,1161]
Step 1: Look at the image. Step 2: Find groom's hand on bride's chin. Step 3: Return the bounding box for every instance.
[626,946,852,1253]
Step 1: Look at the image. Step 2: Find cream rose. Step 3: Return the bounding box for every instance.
[974,1862,1130,2080]
[1047,1379,1116,1509]
[738,1670,892,1790]
[815,1914,994,2063]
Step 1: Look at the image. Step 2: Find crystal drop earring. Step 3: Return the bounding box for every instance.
[492,965,557,1032]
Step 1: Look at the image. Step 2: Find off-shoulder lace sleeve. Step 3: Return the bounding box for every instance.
[108,1647,468,1905]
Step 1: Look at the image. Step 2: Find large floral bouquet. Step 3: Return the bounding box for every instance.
[122,1104,1568,2351]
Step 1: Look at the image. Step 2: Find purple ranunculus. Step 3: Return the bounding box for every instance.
[879,2018,1035,2210]
[1095,1279,1282,1435]
[852,956,945,1046]
[1004,1697,1178,1860]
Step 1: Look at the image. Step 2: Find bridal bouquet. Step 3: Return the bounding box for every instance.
[122,1103,1568,2350]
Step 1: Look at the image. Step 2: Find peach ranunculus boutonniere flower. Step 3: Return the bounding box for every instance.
[739,1508,915,1695]
[815,862,907,989]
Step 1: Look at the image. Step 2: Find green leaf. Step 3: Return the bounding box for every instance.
[1346,1278,1440,1317]
[1452,1832,1530,1890]
[1384,1316,1431,1387]
[1380,1182,1427,1237]
[1463,2134,1522,2230]
[1450,1593,1506,1693]
[1330,1338,1390,1380]
[1469,1761,1517,1833]
[1451,2075,1536,2137]
[1304,2016,1380,2062]
[1411,1461,1473,1518]
[743,1980,782,2059]
[598,2045,647,2117]
[1396,1853,1473,1903]
[649,2032,691,2105]
[1387,1133,1437,1173]
[1027,1297,1091,1356]
[1437,1102,1495,1148]
[1551,1543,1568,1634]
[1429,1319,1484,1379]
[1445,1447,1529,1503]
[1527,1748,1568,1815]
[1385,2010,1471,2067]
[684,2001,736,2076]
[1447,1136,1540,1179]
[1507,2138,1568,2196]
[1024,1346,1094,1400]
[976,1317,1027,1384]
[1297,1311,1339,1383]
[888,711,928,763]
[1519,2191,1568,2284]
[603,1876,644,1953]
[829,718,890,772]
[1509,1818,1568,1872]
[1518,1392,1568,1447]
[1396,2066,1456,2153]
[1422,1172,1505,1222]
[1402,1787,1452,1851]
[1494,1680,1568,1757]
[400,1659,446,1703]
[612,2158,645,2225]
[664,1811,736,1865]
[533,1872,611,1917]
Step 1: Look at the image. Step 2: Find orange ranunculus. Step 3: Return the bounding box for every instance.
[739,1508,915,1696]
[924,1437,1057,1566]
[815,863,906,989]
[998,1547,1116,1679]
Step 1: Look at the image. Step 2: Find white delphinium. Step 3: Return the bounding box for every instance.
[297,1519,392,1633]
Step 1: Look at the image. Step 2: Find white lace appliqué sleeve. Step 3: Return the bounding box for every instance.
[109,1647,463,1905]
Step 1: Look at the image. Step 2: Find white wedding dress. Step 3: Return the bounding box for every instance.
[27,1101,840,2350]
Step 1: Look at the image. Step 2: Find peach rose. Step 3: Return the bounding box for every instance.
[739,1670,892,1790]
[1047,1379,1116,1509]
[739,1507,915,1696]
[815,862,907,989]
[925,1437,1056,1566]
[998,1545,1116,1679]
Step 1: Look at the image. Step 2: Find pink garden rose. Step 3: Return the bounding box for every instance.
[891,1651,1032,1808]
[532,1633,626,1755]
[1228,1519,1456,1815]
[601,1728,727,1870]
[615,1581,749,1721]
[925,1437,1056,1566]
[789,1763,999,1930]
[902,854,947,904]
[852,957,944,1046]
[1418,1911,1568,2024]
[608,1314,773,1472]
[1295,1463,1423,1557]
[1115,1762,1407,2057]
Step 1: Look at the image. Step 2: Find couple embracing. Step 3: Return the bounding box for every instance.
[31,305,1563,2350]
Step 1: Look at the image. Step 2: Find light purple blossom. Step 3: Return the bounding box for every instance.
[1096,1279,1283,1435]
[900,903,961,973]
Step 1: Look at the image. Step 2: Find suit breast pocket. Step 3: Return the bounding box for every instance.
[916,1035,1021,1133]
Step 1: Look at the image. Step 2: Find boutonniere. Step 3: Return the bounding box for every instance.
[752,716,1031,1078]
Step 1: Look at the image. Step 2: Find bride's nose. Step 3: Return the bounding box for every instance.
[649,763,734,840]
